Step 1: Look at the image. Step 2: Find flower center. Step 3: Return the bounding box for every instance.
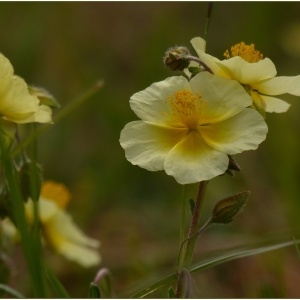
[41,181,71,209]
[223,42,263,63]
[168,89,203,129]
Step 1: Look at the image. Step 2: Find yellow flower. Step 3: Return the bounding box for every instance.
[0,53,52,124]
[1,181,101,267]
[120,72,268,184]
[190,37,300,114]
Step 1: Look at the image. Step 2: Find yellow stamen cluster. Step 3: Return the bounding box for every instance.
[224,42,263,63]
[168,89,203,129]
[41,180,71,209]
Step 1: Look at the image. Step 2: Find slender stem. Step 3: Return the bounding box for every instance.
[179,185,187,247]
[12,79,104,157]
[0,140,46,297]
[204,2,214,41]
[180,180,208,269]
[185,55,213,74]
[176,217,212,271]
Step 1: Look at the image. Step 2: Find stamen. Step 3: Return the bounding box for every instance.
[224,42,263,63]
[168,89,204,129]
[41,181,71,209]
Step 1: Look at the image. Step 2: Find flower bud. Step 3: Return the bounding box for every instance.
[163,46,191,71]
[211,191,249,224]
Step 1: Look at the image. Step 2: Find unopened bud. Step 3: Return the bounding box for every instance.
[163,46,191,71]
[228,155,241,172]
[211,191,249,224]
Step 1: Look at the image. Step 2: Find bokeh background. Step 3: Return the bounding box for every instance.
[1,1,300,298]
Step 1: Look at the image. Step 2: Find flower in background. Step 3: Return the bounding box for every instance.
[0,53,52,124]
[120,72,267,184]
[190,37,300,114]
[1,181,101,267]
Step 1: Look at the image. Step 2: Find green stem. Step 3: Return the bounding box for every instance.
[12,79,104,157]
[203,2,214,41]
[179,185,186,247]
[179,181,208,270]
[185,55,213,74]
[0,140,46,297]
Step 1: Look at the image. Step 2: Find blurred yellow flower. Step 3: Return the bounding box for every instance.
[120,72,267,184]
[0,53,52,124]
[1,181,101,268]
[190,37,300,114]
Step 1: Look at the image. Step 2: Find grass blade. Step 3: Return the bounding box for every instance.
[44,264,70,298]
[130,234,300,298]
[0,284,25,298]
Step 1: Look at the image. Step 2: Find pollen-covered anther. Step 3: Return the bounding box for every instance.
[224,42,263,63]
[168,89,203,129]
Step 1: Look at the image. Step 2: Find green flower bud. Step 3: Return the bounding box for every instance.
[211,191,249,224]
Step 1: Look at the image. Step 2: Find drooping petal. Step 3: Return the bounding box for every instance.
[199,108,268,155]
[216,57,277,84]
[189,72,253,124]
[129,76,189,126]
[252,75,300,96]
[260,94,291,113]
[164,130,229,184]
[120,121,187,171]
[45,210,101,267]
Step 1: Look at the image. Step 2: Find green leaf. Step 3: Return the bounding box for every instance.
[0,284,24,298]
[44,264,70,298]
[129,235,300,298]
[0,137,47,297]
[168,286,175,298]
[89,283,101,298]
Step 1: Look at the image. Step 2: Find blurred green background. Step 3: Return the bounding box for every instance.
[1,1,300,297]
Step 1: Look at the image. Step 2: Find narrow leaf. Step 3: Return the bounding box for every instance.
[44,264,70,298]
[129,236,300,298]
[89,283,101,298]
[0,284,25,298]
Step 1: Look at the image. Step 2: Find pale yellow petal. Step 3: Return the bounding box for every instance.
[25,198,58,222]
[200,108,268,155]
[189,72,253,124]
[260,95,291,113]
[0,218,18,240]
[0,54,52,124]
[130,76,189,125]
[252,75,300,96]
[0,54,14,93]
[216,57,277,84]
[190,37,206,52]
[45,211,101,267]
[120,121,187,171]
[164,130,229,184]
[190,37,228,77]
